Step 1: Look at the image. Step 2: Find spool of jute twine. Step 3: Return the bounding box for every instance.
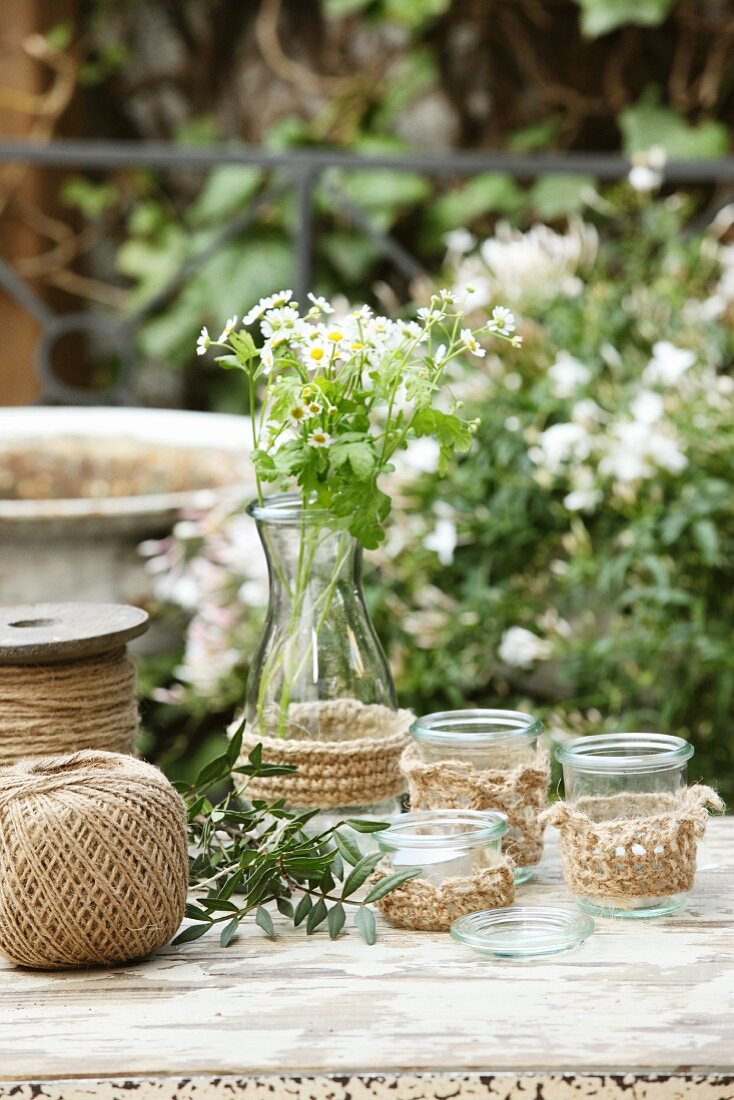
[237,699,413,809]
[0,749,188,969]
[540,785,724,904]
[0,603,148,765]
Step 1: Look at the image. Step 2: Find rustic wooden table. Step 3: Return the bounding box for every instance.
[1,819,731,1100]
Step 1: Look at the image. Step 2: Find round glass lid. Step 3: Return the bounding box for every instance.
[450,905,594,959]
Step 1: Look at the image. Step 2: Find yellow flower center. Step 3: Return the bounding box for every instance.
[309,347,325,361]
[327,330,343,342]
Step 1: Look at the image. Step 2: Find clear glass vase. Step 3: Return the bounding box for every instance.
[245,493,401,822]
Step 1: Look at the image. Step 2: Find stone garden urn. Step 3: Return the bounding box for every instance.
[0,407,252,650]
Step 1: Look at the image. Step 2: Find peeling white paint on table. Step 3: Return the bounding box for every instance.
[0,822,732,1100]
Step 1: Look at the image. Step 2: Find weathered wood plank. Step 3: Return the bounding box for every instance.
[0,820,731,1086]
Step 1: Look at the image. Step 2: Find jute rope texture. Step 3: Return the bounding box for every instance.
[371,856,515,931]
[541,785,724,903]
[0,750,188,969]
[240,700,412,808]
[400,742,550,866]
[0,648,138,764]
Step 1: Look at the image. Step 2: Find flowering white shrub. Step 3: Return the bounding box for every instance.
[143,188,734,796]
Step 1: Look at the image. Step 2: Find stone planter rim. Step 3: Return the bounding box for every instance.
[0,407,252,522]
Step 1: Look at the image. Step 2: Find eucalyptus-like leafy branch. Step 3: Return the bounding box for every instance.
[175,723,419,947]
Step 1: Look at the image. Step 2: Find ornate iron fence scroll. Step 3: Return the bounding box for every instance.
[0,140,732,405]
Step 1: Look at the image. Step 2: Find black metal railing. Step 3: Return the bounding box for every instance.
[1,139,733,405]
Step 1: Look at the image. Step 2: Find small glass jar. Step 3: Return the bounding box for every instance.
[408,709,545,883]
[556,732,695,918]
[377,809,508,885]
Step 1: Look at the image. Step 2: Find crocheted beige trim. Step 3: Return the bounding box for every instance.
[400,742,550,867]
[541,785,723,903]
[372,856,515,931]
[238,700,412,809]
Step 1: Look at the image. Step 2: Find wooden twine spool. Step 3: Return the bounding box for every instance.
[0,603,148,765]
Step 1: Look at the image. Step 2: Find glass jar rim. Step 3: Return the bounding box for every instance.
[555,732,694,773]
[410,709,543,748]
[247,492,335,525]
[377,809,508,851]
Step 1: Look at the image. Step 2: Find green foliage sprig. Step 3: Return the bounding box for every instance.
[175,724,419,946]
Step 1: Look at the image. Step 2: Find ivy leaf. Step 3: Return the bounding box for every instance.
[363,869,421,904]
[620,94,729,158]
[354,905,377,945]
[255,906,276,940]
[327,903,346,940]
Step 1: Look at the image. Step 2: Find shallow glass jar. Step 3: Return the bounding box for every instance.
[377,809,508,886]
[556,732,695,918]
[409,709,544,883]
[245,493,402,822]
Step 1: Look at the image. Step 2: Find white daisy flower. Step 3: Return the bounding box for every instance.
[243,289,294,327]
[304,342,328,367]
[196,326,211,356]
[288,404,309,426]
[352,304,373,320]
[217,315,238,342]
[460,328,486,358]
[260,343,276,374]
[487,305,516,336]
[307,429,332,449]
[305,400,321,417]
[307,293,334,315]
[261,306,301,339]
[417,307,445,323]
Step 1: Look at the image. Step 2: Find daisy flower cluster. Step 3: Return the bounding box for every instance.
[196,290,518,548]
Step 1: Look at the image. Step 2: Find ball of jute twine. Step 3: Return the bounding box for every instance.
[371,856,516,932]
[0,649,138,765]
[0,750,188,970]
[540,785,724,904]
[238,700,413,808]
[400,742,551,867]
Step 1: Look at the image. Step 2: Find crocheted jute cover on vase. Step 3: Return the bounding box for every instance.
[371,856,515,932]
[400,742,551,867]
[541,785,723,905]
[238,700,413,809]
